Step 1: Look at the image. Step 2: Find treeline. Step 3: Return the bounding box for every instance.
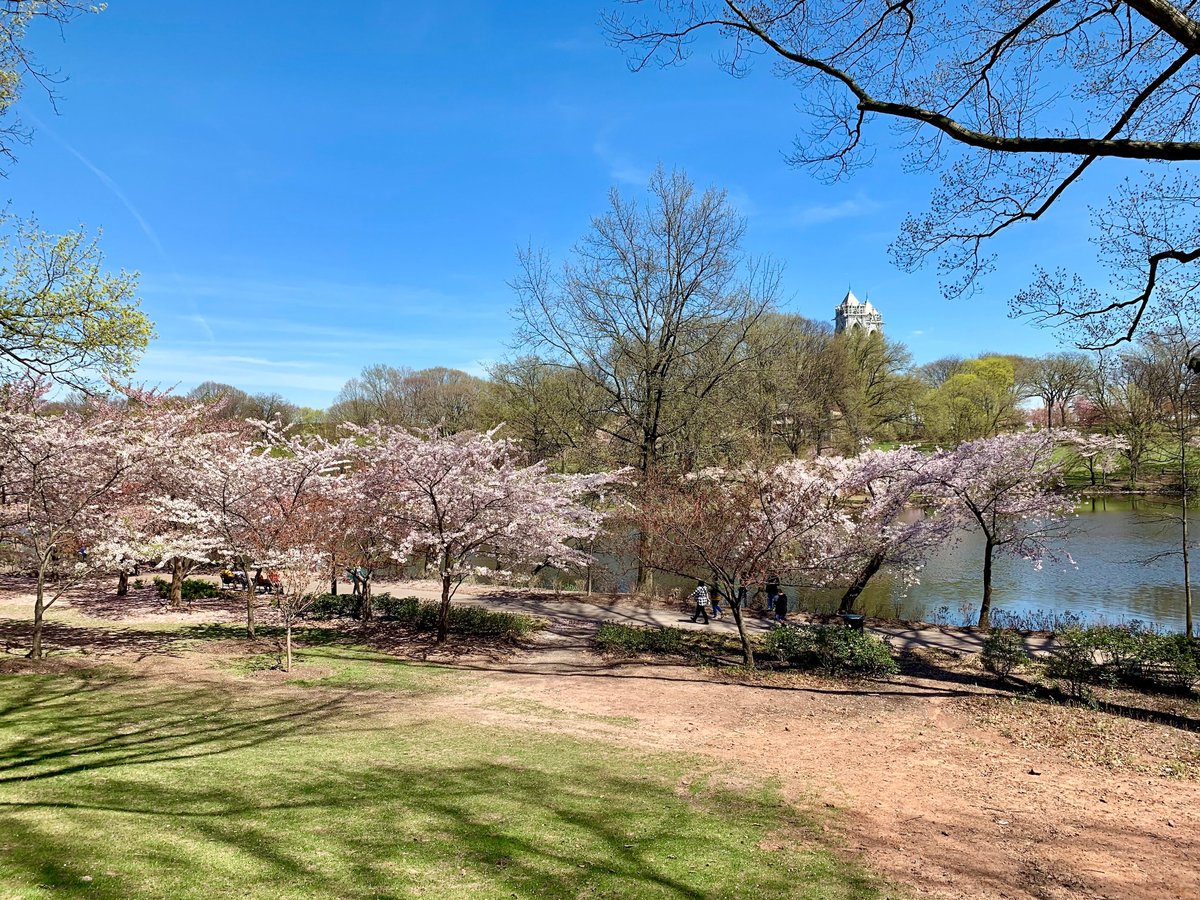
[183,329,1197,491]
[172,172,1200,489]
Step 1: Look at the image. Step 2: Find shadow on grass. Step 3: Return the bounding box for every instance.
[0,673,353,786]
[0,674,886,899]
[0,620,178,660]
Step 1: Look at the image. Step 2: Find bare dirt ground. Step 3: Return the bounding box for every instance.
[1,576,1198,900]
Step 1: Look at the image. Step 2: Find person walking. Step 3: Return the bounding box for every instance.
[689,581,710,625]
[774,590,788,623]
[709,582,726,619]
[765,573,780,614]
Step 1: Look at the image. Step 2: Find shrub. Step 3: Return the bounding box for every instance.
[1085,625,1146,682]
[1044,627,1098,699]
[153,577,221,601]
[305,594,361,620]
[981,629,1030,679]
[595,623,685,655]
[374,595,538,640]
[1141,633,1200,692]
[764,625,897,678]
[374,594,421,622]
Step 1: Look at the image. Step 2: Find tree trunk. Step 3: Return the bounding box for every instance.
[239,564,256,641]
[978,538,995,628]
[838,551,885,614]
[359,576,373,623]
[284,618,293,672]
[117,569,129,597]
[29,570,46,661]
[330,575,338,596]
[635,529,653,593]
[728,593,755,670]
[1182,431,1193,639]
[436,573,453,644]
[169,556,184,608]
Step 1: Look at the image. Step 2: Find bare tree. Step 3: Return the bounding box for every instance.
[511,167,780,588]
[1027,352,1092,430]
[916,356,967,388]
[329,364,485,434]
[611,1,1200,347]
[512,166,780,476]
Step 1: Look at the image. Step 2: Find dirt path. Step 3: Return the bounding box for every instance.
[373,579,1060,658]
[458,642,1200,900]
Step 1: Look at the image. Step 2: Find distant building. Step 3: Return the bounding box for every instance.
[834,290,883,335]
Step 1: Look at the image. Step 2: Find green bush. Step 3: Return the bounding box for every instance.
[595,623,685,655]
[1043,625,1198,696]
[305,592,537,639]
[375,594,422,622]
[153,577,221,601]
[1086,624,1147,682]
[981,629,1030,679]
[1141,633,1200,692]
[374,595,538,640]
[305,594,361,620]
[1045,627,1098,699]
[764,625,897,678]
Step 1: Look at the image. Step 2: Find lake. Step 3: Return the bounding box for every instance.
[803,497,1195,631]
[597,498,1197,632]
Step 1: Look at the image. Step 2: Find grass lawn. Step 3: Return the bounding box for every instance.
[0,648,890,899]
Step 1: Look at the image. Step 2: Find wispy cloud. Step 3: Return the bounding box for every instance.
[593,137,651,186]
[29,112,217,345]
[133,272,509,406]
[786,191,883,227]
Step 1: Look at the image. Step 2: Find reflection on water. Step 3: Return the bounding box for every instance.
[833,496,1193,631]
[616,497,1197,632]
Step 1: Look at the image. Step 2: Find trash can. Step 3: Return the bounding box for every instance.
[840,613,865,632]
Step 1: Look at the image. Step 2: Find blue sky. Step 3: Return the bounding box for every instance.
[10,1,1096,407]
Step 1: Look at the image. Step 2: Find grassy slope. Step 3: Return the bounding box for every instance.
[0,649,889,900]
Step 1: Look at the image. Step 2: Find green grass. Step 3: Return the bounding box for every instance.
[0,664,890,899]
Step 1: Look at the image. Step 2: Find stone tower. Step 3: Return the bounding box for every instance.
[834,290,883,335]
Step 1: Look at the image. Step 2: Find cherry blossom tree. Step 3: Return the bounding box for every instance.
[834,448,955,615]
[187,425,347,642]
[315,464,392,621]
[348,425,616,643]
[268,547,331,672]
[926,432,1077,628]
[0,391,206,657]
[634,458,858,667]
[1061,432,1131,487]
[241,431,350,669]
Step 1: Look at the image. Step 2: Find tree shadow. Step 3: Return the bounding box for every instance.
[0,621,179,660]
[899,649,1200,733]
[0,680,884,899]
[0,673,353,785]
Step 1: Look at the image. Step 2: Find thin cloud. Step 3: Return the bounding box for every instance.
[593,138,651,186]
[29,111,217,345]
[787,191,883,227]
